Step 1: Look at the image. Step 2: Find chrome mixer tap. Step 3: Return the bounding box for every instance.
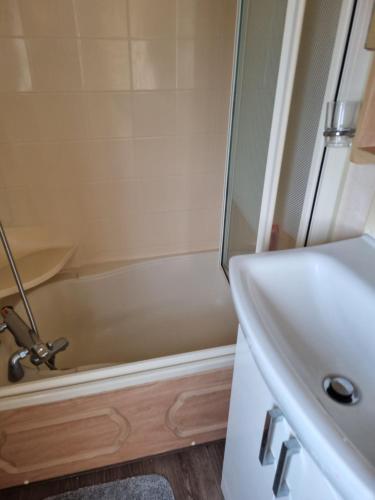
[0,222,69,382]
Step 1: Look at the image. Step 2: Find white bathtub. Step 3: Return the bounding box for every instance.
[0,251,237,410]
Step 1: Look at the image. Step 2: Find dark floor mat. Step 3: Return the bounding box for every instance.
[44,474,175,500]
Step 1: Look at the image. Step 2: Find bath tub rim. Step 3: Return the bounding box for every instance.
[0,344,235,412]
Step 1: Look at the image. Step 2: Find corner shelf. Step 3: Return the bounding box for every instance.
[0,247,76,300]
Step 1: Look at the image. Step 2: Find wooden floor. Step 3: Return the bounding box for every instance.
[1,440,225,500]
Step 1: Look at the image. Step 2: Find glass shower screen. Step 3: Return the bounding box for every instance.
[221,0,288,274]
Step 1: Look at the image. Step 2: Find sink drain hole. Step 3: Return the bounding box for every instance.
[323,375,359,405]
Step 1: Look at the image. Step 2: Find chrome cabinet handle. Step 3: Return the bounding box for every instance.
[272,437,301,497]
[259,407,283,465]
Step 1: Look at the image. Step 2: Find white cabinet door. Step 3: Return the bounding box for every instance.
[222,327,341,500]
[288,447,342,500]
[222,327,288,500]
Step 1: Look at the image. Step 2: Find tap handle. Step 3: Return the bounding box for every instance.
[30,337,69,367]
[46,337,69,357]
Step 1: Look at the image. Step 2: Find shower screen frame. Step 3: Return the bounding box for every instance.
[220,0,306,275]
[220,0,370,274]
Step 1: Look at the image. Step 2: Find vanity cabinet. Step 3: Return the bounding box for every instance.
[222,328,341,500]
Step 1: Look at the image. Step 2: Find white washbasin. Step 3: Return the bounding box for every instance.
[229,235,375,499]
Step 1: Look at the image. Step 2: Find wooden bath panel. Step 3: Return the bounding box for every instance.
[166,383,232,438]
[0,367,233,488]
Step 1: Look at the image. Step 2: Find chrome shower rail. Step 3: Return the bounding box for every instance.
[0,221,39,335]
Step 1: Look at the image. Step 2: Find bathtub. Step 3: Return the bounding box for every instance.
[0,251,237,488]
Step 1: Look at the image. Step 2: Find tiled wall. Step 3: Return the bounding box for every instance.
[0,0,236,266]
[333,161,375,240]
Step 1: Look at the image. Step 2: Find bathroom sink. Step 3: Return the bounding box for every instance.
[229,235,375,499]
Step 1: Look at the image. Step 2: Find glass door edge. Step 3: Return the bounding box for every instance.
[255,0,307,253]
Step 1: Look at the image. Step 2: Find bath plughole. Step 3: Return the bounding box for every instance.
[0,222,69,382]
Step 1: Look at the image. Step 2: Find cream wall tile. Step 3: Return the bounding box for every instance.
[131,40,176,90]
[141,210,183,250]
[0,0,23,36]
[139,176,183,211]
[177,0,220,38]
[34,143,64,186]
[187,172,224,209]
[218,0,237,39]
[0,142,87,191]
[212,89,231,133]
[28,143,62,187]
[134,137,177,177]
[87,93,133,138]
[121,211,146,253]
[28,39,82,91]
[59,139,135,182]
[129,0,176,38]
[5,186,38,226]
[56,141,92,184]
[217,36,235,90]
[75,0,128,38]
[0,94,40,142]
[0,143,18,186]
[80,39,130,91]
[48,184,84,224]
[29,187,61,224]
[176,134,214,174]
[80,211,146,262]
[0,158,4,185]
[1,143,50,187]
[111,178,141,213]
[173,208,220,249]
[333,163,375,240]
[176,39,194,89]
[18,0,76,36]
[210,134,228,174]
[81,182,111,220]
[132,92,176,137]
[89,140,135,180]
[192,172,224,209]
[187,207,221,246]
[0,93,137,161]
[176,90,215,135]
[81,179,140,220]
[0,188,12,225]
[0,39,31,91]
[141,208,220,254]
[177,38,218,90]
[33,94,88,140]
[0,0,234,264]
[80,216,127,263]
[139,173,222,212]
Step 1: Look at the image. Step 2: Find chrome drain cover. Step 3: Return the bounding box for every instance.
[323,375,360,405]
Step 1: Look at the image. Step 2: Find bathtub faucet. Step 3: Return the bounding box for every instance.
[0,221,69,382]
[0,306,69,382]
